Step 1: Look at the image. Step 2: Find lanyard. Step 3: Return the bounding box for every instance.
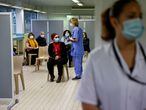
[112,40,146,85]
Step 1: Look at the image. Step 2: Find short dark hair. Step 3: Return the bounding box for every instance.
[63,30,72,37]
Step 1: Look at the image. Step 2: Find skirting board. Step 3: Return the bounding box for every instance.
[0,98,18,110]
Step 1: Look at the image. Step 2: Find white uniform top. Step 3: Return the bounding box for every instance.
[77,39,146,110]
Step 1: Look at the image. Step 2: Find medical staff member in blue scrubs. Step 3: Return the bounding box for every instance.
[69,18,84,80]
[77,0,146,110]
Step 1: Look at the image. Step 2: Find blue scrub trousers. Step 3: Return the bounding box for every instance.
[73,56,83,77]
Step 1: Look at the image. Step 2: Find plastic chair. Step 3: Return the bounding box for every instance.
[35,46,48,70]
[13,56,25,95]
[28,53,37,65]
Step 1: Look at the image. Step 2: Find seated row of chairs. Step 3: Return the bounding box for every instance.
[13,46,70,94]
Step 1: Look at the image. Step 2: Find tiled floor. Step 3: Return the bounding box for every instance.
[11,62,83,110]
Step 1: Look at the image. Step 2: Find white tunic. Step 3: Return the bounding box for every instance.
[77,40,146,110]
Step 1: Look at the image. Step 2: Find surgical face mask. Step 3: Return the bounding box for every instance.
[54,37,60,42]
[122,18,144,40]
[41,35,45,37]
[65,33,69,37]
[29,36,34,39]
[70,23,73,27]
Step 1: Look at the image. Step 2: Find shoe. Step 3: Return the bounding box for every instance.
[56,76,62,83]
[50,75,55,82]
[72,76,81,80]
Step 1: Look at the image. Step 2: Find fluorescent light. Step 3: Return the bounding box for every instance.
[33,10,46,13]
[77,3,83,6]
[41,11,47,14]
[0,2,11,7]
[34,10,41,13]
[72,0,79,3]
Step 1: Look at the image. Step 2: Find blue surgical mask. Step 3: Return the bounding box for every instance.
[122,18,144,40]
[54,38,60,42]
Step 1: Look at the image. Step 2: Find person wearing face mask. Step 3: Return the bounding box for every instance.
[77,0,146,110]
[25,32,38,65]
[36,31,47,46]
[61,30,73,67]
[47,33,67,83]
[69,18,84,80]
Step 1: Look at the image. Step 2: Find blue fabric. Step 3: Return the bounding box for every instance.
[71,26,84,56]
[73,56,83,77]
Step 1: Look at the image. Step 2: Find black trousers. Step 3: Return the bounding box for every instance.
[47,58,67,77]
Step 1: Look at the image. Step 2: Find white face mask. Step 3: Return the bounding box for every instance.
[65,33,69,37]
[70,23,73,27]
[29,36,34,39]
[41,35,45,37]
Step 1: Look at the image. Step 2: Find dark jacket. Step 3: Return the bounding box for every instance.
[48,42,67,62]
[36,36,47,46]
[83,38,90,52]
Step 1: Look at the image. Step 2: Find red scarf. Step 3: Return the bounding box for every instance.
[53,43,61,57]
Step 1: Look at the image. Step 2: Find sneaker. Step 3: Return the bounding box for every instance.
[56,76,62,83]
[72,76,81,80]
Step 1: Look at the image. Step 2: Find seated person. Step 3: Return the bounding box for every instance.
[47,33,67,83]
[25,32,38,65]
[36,31,47,46]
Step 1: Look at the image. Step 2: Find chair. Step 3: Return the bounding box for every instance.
[28,53,37,66]
[13,56,25,95]
[35,46,48,70]
[47,64,69,82]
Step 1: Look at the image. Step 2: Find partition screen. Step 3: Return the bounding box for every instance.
[31,20,48,38]
[31,20,64,44]
[0,13,13,99]
[48,20,63,42]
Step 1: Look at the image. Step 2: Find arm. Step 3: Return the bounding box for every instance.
[25,40,32,49]
[69,37,78,42]
[82,103,101,110]
[48,44,55,59]
[77,54,101,109]
[70,27,79,42]
[61,42,67,60]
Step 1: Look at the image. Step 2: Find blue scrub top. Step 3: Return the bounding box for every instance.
[71,26,84,56]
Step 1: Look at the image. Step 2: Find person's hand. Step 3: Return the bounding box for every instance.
[55,56,60,60]
[28,47,33,50]
[69,37,74,41]
[34,47,38,49]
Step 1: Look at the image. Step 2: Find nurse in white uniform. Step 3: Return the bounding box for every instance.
[77,0,146,110]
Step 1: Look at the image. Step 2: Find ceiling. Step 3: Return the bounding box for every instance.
[0,0,95,7]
